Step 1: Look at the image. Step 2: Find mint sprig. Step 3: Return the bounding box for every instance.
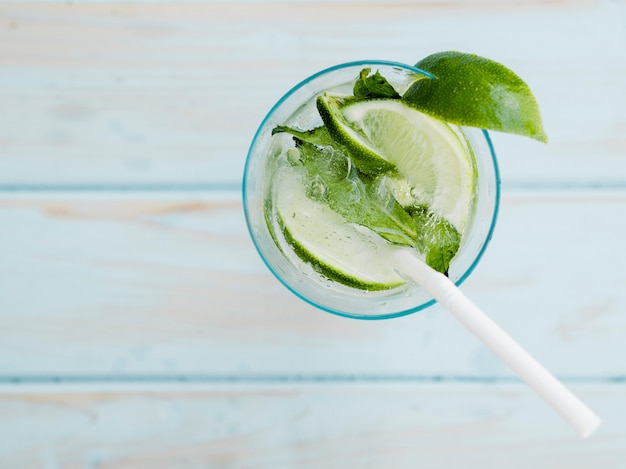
[409,205,460,276]
[272,125,333,146]
[293,140,418,248]
[353,68,401,100]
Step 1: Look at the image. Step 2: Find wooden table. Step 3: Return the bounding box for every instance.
[1,1,625,467]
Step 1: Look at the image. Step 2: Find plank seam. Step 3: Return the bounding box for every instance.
[0,374,623,385]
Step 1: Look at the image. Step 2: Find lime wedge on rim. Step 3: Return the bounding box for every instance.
[403,51,548,143]
[273,166,406,291]
[318,95,476,230]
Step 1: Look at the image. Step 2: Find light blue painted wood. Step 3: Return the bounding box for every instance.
[0,383,622,468]
[0,2,624,186]
[0,0,624,460]
[1,191,623,377]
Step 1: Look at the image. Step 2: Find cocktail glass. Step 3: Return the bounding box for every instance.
[242,60,499,319]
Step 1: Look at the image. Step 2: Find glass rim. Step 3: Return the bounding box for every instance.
[242,59,501,320]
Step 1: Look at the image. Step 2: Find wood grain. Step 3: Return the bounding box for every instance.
[0,383,623,469]
[0,0,624,460]
[1,190,623,377]
[1,2,624,186]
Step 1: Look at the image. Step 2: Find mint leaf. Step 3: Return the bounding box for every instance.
[272,125,334,146]
[353,68,401,100]
[296,140,417,247]
[409,205,460,276]
[295,138,351,186]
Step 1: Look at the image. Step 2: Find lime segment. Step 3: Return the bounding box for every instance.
[316,93,396,175]
[404,51,548,143]
[338,99,476,230]
[273,167,406,291]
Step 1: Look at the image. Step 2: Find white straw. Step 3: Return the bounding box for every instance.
[392,249,601,438]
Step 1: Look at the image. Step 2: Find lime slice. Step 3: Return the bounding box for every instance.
[316,93,396,175]
[273,167,406,291]
[331,98,476,230]
[403,51,548,143]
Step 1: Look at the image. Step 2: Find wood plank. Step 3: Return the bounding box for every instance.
[1,190,624,377]
[0,383,622,468]
[1,2,624,186]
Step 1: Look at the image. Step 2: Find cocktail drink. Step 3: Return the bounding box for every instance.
[244,61,499,319]
[243,52,600,436]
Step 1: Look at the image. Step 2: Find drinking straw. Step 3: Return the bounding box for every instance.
[392,250,602,438]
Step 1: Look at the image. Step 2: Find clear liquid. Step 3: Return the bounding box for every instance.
[262,74,477,294]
